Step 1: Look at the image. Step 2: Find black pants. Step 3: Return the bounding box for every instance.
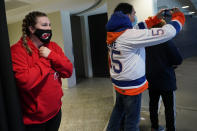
[25,109,62,131]
[149,89,175,131]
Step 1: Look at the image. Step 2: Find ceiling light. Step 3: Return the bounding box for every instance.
[188,12,195,14]
[182,6,189,9]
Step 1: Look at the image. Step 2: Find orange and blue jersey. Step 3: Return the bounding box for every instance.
[106,11,185,96]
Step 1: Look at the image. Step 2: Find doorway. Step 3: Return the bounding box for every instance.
[88,13,109,77]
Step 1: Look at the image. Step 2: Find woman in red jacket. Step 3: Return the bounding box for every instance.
[11,11,73,131]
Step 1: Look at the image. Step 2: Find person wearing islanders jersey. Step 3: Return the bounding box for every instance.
[106,3,185,131]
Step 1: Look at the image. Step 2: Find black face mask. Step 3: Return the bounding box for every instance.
[34,29,52,44]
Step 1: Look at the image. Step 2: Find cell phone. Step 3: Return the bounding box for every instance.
[163,9,173,17]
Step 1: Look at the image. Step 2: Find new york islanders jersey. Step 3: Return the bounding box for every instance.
[106,11,185,95]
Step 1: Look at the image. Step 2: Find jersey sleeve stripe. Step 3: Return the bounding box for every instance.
[169,20,182,34]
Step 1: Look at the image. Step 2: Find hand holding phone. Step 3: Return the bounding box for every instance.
[163,9,173,17]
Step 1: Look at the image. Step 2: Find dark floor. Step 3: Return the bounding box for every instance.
[59,56,197,131]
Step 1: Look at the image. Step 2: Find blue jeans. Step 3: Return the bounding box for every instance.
[107,91,142,131]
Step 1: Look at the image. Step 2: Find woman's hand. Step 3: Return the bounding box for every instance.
[39,46,51,58]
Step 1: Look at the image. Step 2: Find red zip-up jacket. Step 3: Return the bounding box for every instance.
[11,37,73,125]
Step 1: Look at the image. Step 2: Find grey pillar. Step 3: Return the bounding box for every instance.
[80,15,93,78]
[60,10,76,87]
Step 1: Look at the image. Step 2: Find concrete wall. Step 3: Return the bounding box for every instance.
[173,15,197,58]
[107,0,157,21]
[80,15,93,78]
[60,11,76,87]
[8,21,22,46]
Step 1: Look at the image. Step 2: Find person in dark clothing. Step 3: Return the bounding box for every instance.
[146,19,183,131]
